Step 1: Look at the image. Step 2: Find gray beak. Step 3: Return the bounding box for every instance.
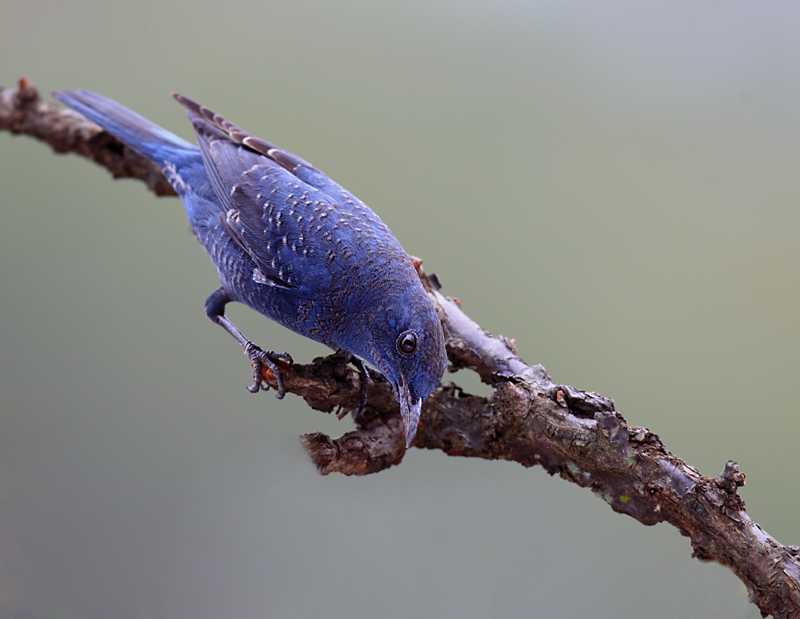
[397,377,422,448]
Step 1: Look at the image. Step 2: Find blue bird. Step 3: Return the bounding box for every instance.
[52,90,447,447]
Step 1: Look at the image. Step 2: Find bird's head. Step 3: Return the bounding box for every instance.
[367,296,447,448]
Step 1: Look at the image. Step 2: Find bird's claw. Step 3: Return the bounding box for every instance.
[355,361,369,420]
[346,356,370,421]
[244,343,293,399]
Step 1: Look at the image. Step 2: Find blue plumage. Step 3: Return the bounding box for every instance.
[53,90,447,447]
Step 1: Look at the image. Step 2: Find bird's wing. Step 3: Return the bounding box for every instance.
[174,94,358,290]
[173,94,367,207]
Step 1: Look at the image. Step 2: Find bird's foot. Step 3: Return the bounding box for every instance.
[352,357,369,420]
[244,343,293,398]
[335,354,369,420]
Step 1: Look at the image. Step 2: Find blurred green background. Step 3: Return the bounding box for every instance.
[2,1,798,618]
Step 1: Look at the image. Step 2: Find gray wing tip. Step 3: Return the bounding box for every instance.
[172,92,201,115]
[172,93,249,144]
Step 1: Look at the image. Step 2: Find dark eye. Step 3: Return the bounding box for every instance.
[397,331,417,355]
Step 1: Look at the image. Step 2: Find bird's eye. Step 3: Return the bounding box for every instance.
[397,331,417,355]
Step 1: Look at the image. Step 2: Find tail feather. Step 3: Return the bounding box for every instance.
[52,90,195,167]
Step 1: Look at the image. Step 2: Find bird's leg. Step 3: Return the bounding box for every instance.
[205,288,293,398]
[332,351,369,420]
[352,357,370,420]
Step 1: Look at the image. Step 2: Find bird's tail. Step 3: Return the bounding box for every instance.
[52,89,195,167]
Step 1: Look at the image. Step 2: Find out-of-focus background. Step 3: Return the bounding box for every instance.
[2,2,798,618]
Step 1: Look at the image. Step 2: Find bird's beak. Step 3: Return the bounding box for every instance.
[397,376,422,448]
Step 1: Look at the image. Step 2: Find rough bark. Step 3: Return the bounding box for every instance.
[1,78,176,196]
[3,79,799,619]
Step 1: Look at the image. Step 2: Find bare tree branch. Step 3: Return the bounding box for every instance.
[3,79,799,618]
[0,78,176,196]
